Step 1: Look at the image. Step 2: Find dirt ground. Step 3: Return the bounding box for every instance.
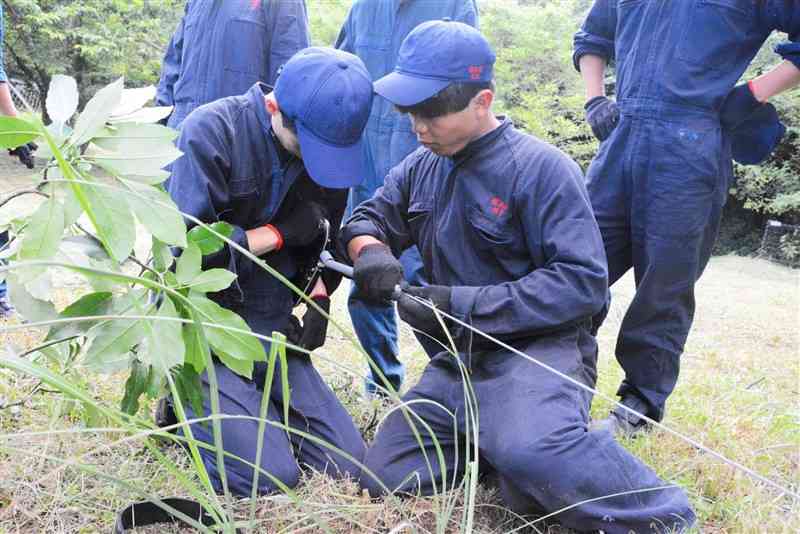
[1,160,799,532]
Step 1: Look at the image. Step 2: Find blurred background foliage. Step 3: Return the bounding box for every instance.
[4,0,798,257]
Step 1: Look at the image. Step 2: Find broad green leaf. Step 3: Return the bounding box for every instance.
[61,235,111,261]
[24,271,53,301]
[89,144,182,177]
[152,237,174,272]
[187,222,235,256]
[71,77,124,146]
[143,297,185,372]
[92,122,177,153]
[85,258,122,292]
[6,273,57,323]
[82,180,136,262]
[109,106,173,124]
[182,322,209,374]
[46,291,114,341]
[18,197,65,276]
[216,353,254,379]
[125,182,186,247]
[120,359,150,416]
[176,242,201,285]
[184,269,236,293]
[188,294,265,376]
[110,86,157,118]
[46,75,79,123]
[114,169,171,185]
[85,318,145,373]
[0,116,40,149]
[174,364,205,423]
[145,366,165,399]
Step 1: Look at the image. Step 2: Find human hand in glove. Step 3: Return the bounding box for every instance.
[8,142,37,169]
[720,83,762,131]
[397,284,453,345]
[271,202,326,249]
[285,296,330,354]
[297,296,330,351]
[353,243,403,303]
[584,96,619,141]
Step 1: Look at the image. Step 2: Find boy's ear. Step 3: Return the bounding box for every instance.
[265,94,280,116]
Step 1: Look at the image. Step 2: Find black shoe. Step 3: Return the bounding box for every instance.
[591,395,653,437]
[155,396,178,431]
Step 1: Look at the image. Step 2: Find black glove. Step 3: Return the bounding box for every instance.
[297,296,330,351]
[8,142,37,169]
[397,284,453,344]
[720,83,762,131]
[273,202,325,248]
[584,96,619,142]
[353,243,403,303]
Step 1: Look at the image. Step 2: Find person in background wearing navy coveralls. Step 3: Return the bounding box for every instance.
[0,4,37,318]
[166,47,373,496]
[335,0,479,396]
[574,0,800,436]
[156,0,309,130]
[343,21,695,533]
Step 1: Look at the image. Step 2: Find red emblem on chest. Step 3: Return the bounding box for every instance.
[490,196,508,217]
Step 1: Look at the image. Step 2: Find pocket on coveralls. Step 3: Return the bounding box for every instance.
[676,0,753,72]
[223,19,268,94]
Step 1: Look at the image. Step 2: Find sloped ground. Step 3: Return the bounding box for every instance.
[0,165,798,532]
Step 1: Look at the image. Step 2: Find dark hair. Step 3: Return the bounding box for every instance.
[396,80,495,119]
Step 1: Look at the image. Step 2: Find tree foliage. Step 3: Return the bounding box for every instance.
[3,0,183,115]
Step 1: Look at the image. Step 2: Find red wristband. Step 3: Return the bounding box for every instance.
[264,224,283,251]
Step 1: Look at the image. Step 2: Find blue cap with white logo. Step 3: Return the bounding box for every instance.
[275,47,373,188]
[374,20,496,107]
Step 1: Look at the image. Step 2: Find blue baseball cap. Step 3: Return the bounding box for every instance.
[274,47,373,188]
[374,20,496,107]
[731,103,786,165]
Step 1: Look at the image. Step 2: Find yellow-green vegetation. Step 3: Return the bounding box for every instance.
[1,1,799,532]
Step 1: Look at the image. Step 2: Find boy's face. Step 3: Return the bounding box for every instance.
[407,90,492,156]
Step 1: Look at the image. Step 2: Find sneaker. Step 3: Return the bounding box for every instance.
[0,295,14,319]
[591,395,653,437]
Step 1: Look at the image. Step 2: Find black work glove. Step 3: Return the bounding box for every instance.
[297,296,330,351]
[720,83,762,131]
[272,201,326,248]
[8,142,37,169]
[397,284,453,345]
[352,243,403,303]
[584,96,619,141]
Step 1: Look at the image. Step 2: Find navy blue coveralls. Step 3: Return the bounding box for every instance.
[168,83,364,496]
[343,119,695,533]
[156,0,310,129]
[574,0,800,420]
[335,0,479,393]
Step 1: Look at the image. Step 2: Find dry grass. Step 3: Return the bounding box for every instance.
[1,171,799,532]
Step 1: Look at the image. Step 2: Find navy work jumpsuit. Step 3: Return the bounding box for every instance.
[343,119,695,533]
[168,83,364,496]
[335,0,479,393]
[156,0,309,129]
[574,0,800,420]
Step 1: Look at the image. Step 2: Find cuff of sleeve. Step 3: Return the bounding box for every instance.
[572,34,614,71]
[340,221,387,251]
[230,225,252,280]
[775,42,800,70]
[449,286,481,324]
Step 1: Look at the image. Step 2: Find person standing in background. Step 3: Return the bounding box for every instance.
[574,0,799,436]
[156,0,310,130]
[335,0,478,396]
[0,4,37,318]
